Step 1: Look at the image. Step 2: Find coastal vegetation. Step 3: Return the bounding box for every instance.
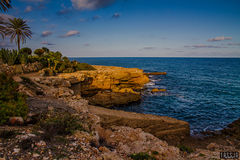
[0,47,96,74]
[130,152,157,160]
[38,113,84,141]
[0,73,28,125]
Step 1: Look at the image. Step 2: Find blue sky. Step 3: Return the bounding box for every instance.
[1,0,240,57]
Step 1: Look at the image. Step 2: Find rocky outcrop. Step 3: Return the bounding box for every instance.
[17,65,190,145]
[96,126,183,160]
[19,65,149,107]
[88,105,190,144]
[57,65,149,107]
[58,65,149,93]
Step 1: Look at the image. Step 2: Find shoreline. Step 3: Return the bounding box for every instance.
[8,64,240,136]
[1,64,240,159]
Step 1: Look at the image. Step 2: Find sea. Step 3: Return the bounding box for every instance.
[71,57,240,134]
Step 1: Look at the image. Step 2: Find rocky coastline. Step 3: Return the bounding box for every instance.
[1,64,240,159]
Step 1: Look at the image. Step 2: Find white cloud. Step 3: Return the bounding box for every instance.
[0,14,14,22]
[41,31,52,37]
[207,36,232,42]
[61,30,80,37]
[24,6,33,12]
[139,47,156,51]
[227,42,240,46]
[0,41,13,48]
[71,0,115,10]
[112,13,120,19]
[184,44,226,49]
[41,41,55,45]
[92,15,101,20]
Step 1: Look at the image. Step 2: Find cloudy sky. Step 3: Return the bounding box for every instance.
[1,0,240,57]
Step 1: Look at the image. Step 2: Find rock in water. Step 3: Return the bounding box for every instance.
[145,72,167,76]
[151,88,167,93]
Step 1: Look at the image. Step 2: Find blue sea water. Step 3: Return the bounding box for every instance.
[71,57,240,133]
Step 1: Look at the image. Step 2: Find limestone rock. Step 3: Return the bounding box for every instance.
[58,65,150,95]
[88,105,190,144]
[87,91,141,107]
[97,126,183,160]
[206,143,219,151]
[9,117,24,125]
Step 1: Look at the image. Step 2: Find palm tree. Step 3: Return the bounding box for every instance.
[0,0,11,12]
[5,18,32,51]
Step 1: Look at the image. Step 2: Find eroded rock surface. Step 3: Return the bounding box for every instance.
[88,105,190,144]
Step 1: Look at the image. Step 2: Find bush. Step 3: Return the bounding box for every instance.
[28,55,39,63]
[42,68,56,76]
[20,47,32,55]
[178,144,194,153]
[75,63,96,71]
[42,47,49,53]
[18,52,29,64]
[0,73,28,125]
[130,152,156,160]
[39,113,83,141]
[34,49,45,57]
[0,49,18,65]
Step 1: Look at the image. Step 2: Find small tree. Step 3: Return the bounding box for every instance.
[42,47,49,53]
[34,48,45,57]
[20,47,32,55]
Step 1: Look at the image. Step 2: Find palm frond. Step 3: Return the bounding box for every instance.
[5,18,32,50]
[0,0,11,12]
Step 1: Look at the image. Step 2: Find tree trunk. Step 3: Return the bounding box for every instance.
[17,34,20,51]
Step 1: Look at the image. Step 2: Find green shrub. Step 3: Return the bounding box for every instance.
[63,68,75,73]
[39,113,83,141]
[178,144,194,153]
[20,47,32,55]
[28,55,39,63]
[34,49,45,57]
[151,151,159,155]
[42,47,49,53]
[130,152,156,160]
[75,63,96,71]
[0,73,28,125]
[18,52,29,64]
[62,56,70,64]
[0,49,19,65]
[42,68,56,76]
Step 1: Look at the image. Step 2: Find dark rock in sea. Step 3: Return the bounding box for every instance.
[151,88,167,93]
[145,72,167,76]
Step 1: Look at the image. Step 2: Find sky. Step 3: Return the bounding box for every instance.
[0,0,240,57]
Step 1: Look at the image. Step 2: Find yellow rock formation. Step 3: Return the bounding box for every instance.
[58,65,150,94]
